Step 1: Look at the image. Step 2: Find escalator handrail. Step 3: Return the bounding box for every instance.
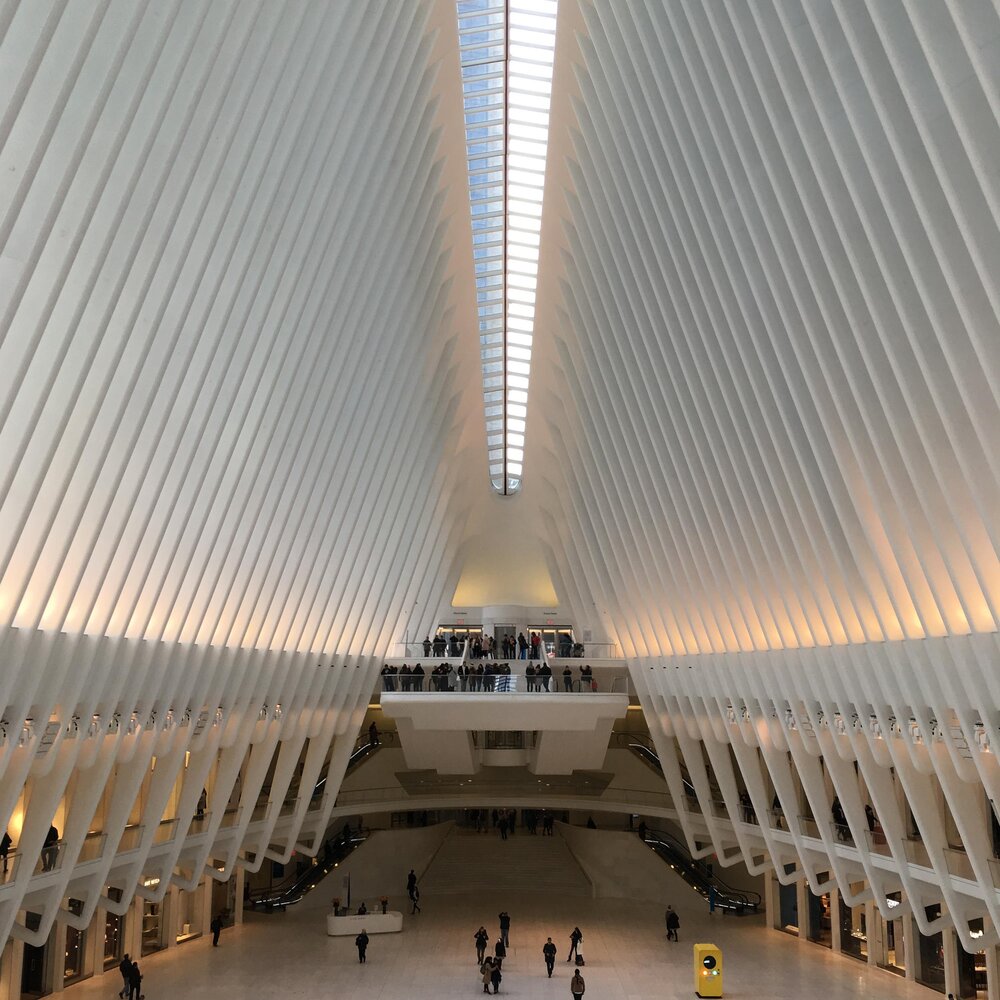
[643,827,762,910]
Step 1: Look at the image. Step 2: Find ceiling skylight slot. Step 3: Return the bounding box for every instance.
[458,0,557,495]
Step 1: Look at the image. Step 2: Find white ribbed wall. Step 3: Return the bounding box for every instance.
[0,0,480,951]
[529,0,1000,951]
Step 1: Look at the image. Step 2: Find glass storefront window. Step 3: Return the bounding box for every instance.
[917,904,946,993]
[63,899,86,985]
[808,887,832,948]
[838,889,867,961]
[141,899,162,956]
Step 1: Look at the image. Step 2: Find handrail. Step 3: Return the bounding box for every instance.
[247,831,366,909]
[643,827,761,914]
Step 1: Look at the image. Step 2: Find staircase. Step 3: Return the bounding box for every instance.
[420,828,592,897]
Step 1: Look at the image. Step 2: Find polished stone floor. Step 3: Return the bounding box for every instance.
[70,885,937,1000]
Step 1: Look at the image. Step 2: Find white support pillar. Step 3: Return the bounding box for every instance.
[830,887,842,953]
[943,928,961,999]
[764,871,780,930]
[985,943,999,1000]
[796,878,811,940]
[0,939,22,1000]
[865,901,880,967]
[902,910,919,983]
[234,868,246,925]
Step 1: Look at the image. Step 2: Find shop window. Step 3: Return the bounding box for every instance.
[917,904,946,993]
[838,889,867,961]
[63,899,87,985]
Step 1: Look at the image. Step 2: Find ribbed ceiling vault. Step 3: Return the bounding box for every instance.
[532,0,1000,658]
[0,0,480,657]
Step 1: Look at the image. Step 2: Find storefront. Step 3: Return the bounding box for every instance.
[103,887,124,971]
[63,899,87,986]
[778,866,798,935]
[917,904,946,993]
[175,885,204,943]
[141,898,163,956]
[807,886,832,948]
[838,888,867,962]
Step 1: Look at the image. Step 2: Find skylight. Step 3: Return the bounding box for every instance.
[457,0,558,495]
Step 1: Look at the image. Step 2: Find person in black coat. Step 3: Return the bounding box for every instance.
[127,962,142,1000]
[543,937,557,977]
[355,929,369,962]
[210,913,223,946]
[117,955,132,998]
[568,926,583,960]
[475,926,489,964]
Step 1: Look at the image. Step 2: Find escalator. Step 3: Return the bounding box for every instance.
[248,733,391,910]
[643,827,761,915]
[613,732,697,797]
[246,830,366,910]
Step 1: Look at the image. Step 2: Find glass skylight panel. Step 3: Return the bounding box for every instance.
[457,0,556,494]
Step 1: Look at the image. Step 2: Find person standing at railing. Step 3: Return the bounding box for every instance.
[1,830,10,875]
[399,664,411,691]
[483,662,495,692]
[41,824,59,872]
[423,636,432,657]
[518,632,528,659]
[433,634,446,657]
[530,631,541,659]
[563,665,573,692]
[526,663,536,691]
[381,664,395,692]
[412,663,425,691]
[539,662,552,691]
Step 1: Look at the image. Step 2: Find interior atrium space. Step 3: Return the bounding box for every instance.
[0,1,998,998]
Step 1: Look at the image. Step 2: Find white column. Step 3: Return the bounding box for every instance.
[865,901,880,967]
[985,943,999,1000]
[796,879,810,939]
[0,940,22,1000]
[234,868,246,925]
[942,928,960,999]
[830,889,842,952]
[764,872,780,930]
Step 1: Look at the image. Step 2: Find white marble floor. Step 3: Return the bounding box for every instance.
[70,885,938,1000]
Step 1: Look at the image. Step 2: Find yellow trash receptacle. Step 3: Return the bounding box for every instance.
[694,942,723,997]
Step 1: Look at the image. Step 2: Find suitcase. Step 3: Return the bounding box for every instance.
[575,953,585,966]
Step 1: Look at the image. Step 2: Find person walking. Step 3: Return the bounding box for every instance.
[117,954,132,998]
[498,814,508,840]
[543,937,557,977]
[481,957,495,993]
[355,929,369,963]
[368,720,379,746]
[568,926,583,961]
[409,884,421,913]
[210,912,223,946]
[666,905,680,941]
[127,961,142,1000]
[407,869,417,894]
[490,962,503,994]
[570,969,586,999]
[498,910,511,946]
[1,830,10,875]
[494,937,506,968]
[475,926,489,965]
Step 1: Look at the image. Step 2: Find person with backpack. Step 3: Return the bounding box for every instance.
[355,928,369,963]
[666,905,680,941]
[543,937,557,977]
[567,926,583,962]
[571,969,586,999]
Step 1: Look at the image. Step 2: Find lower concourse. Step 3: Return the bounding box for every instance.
[58,822,935,1000]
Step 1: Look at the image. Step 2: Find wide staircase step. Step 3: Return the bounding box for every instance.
[420,827,592,897]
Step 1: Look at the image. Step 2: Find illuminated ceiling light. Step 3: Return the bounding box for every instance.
[458,0,558,495]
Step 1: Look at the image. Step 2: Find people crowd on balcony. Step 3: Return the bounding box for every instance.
[382,662,601,694]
